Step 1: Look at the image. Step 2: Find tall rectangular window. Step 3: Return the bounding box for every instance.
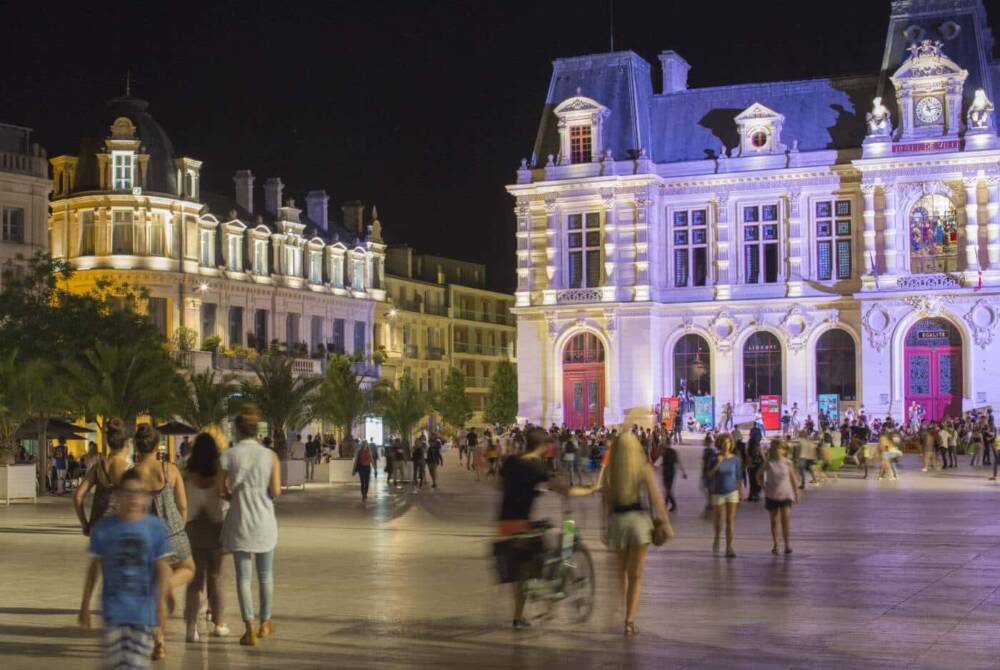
[742,204,779,284]
[285,246,299,276]
[286,313,300,347]
[332,255,344,288]
[253,239,268,275]
[310,251,322,284]
[227,235,241,272]
[112,210,133,254]
[672,208,709,287]
[147,297,168,337]
[569,125,592,164]
[815,199,852,281]
[332,318,345,354]
[199,230,213,266]
[352,258,365,290]
[200,303,216,342]
[567,212,601,288]
[1,207,24,243]
[149,214,165,256]
[254,309,268,347]
[310,316,323,354]
[353,321,367,356]
[113,152,134,190]
[80,210,95,255]
[228,306,243,346]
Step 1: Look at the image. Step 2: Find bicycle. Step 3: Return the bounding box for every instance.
[515,510,596,624]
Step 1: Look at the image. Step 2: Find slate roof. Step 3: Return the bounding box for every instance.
[199,190,362,246]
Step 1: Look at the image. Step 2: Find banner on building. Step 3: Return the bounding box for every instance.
[817,394,840,425]
[660,397,680,429]
[760,395,781,431]
[693,396,714,430]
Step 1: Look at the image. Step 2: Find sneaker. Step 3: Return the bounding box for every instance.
[186,628,200,643]
[212,623,230,637]
[712,538,720,554]
[512,618,531,630]
[921,467,928,472]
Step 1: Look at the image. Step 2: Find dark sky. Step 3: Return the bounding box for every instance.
[4,0,892,292]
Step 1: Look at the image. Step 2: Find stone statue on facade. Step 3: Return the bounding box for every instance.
[967,89,995,131]
[866,97,893,137]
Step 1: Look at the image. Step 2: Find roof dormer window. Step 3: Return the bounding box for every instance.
[569,125,593,164]
[112,151,134,191]
[553,94,609,166]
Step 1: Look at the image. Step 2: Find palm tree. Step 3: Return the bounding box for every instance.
[63,340,182,452]
[376,372,431,445]
[313,355,366,440]
[241,353,321,455]
[178,370,238,431]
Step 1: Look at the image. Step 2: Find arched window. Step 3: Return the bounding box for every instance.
[743,331,781,402]
[673,334,711,396]
[815,329,856,401]
[564,333,604,364]
[909,194,958,274]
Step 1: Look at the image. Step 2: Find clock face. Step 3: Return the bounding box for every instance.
[915,96,943,125]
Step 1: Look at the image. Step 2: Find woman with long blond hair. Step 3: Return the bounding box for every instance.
[603,433,672,637]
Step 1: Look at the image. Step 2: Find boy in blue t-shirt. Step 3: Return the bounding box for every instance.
[79,469,173,668]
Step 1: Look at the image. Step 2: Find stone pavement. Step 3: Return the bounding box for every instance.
[2,446,1000,669]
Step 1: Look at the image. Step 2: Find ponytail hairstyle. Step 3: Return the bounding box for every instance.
[234,403,261,441]
[133,423,161,455]
[106,417,131,452]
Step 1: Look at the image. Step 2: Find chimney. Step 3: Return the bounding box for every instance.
[305,190,329,231]
[658,51,690,93]
[341,200,364,235]
[234,170,254,214]
[264,177,284,216]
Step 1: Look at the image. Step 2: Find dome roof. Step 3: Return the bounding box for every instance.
[73,96,178,195]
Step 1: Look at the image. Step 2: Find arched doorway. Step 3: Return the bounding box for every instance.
[904,318,962,422]
[815,329,857,401]
[563,333,605,429]
[674,334,711,397]
[743,331,782,402]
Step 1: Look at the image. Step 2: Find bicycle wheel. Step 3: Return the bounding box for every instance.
[564,540,595,623]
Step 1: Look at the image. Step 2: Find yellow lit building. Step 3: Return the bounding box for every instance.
[377,246,516,427]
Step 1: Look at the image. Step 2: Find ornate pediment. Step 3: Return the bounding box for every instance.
[734,102,784,123]
[734,102,786,156]
[554,96,605,114]
[892,40,967,81]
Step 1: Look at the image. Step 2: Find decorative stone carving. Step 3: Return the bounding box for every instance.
[826,311,840,326]
[556,288,602,304]
[786,189,801,218]
[968,89,995,131]
[680,314,695,330]
[866,97,893,137]
[862,304,894,352]
[779,306,813,351]
[543,194,557,216]
[963,298,998,348]
[546,317,560,338]
[515,198,531,218]
[895,274,963,290]
[902,293,954,315]
[707,310,741,352]
[599,188,616,210]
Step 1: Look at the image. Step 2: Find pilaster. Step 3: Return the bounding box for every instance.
[987,175,1000,270]
[785,189,803,295]
[964,175,981,271]
[713,192,731,299]
[861,182,877,277]
[882,184,899,274]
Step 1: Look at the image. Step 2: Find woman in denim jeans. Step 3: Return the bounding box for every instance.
[220,404,281,646]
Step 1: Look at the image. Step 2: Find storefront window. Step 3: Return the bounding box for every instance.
[743,331,781,401]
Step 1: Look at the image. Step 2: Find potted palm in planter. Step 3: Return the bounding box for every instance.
[0,353,41,503]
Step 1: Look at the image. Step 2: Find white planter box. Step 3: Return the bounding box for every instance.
[280,460,306,489]
[312,459,357,484]
[0,464,37,504]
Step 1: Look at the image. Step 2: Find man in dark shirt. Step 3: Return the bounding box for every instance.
[497,427,594,629]
[661,442,687,512]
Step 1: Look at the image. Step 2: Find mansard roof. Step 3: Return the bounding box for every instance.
[200,190,360,245]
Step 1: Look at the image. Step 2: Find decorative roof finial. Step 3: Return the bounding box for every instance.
[371,205,379,222]
[576,86,582,96]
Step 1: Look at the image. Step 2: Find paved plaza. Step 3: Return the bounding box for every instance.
[2,446,1000,669]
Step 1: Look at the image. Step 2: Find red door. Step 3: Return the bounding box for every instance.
[904,319,962,422]
[563,333,605,429]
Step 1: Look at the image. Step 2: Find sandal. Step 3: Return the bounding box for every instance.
[624,621,639,637]
[152,640,166,661]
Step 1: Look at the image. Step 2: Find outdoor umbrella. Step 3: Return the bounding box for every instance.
[154,420,198,436]
[16,417,90,439]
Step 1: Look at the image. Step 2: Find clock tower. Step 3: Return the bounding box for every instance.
[890,39,968,142]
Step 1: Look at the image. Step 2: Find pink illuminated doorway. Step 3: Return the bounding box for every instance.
[563,333,605,429]
[904,318,962,422]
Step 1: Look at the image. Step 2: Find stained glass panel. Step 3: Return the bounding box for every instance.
[674,249,688,287]
[909,354,930,395]
[692,210,707,226]
[763,224,778,241]
[817,221,832,237]
[836,240,851,279]
[674,231,688,245]
[836,220,851,236]
[816,202,832,218]
[835,200,851,216]
[762,205,778,221]
[817,241,832,280]
[939,354,957,395]
[744,207,759,223]
[909,194,959,274]
[744,226,759,241]
[674,211,688,227]
[693,229,707,244]
[573,383,583,411]
[588,382,599,411]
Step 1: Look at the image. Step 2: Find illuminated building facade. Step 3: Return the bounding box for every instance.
[48,96,386,376]
[0,123,50,286]
[509,0,1000,429]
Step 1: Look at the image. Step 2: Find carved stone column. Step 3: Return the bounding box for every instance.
[882,184,899,274]
[601,190,618,301]
[544,195,559,291]
[633,191,651,300]
[713,192,731,298]
[964,176,981,271]
[514,198,532,304]
[987,176,1000,270]
[861,182,877,277]
[785,189,802,289]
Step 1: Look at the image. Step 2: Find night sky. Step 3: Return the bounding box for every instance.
[4,0,891,292]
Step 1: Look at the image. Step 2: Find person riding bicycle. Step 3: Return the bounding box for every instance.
[496,426,595,630]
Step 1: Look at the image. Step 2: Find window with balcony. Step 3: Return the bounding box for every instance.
[567,212,601,288]
[353,320,367,356]
[200,303,216,342]
[310,316,323,354]
[254,309,268,348]
[112,152,134,191]
[80,210,95,255]
[352,258,365,290]
[112,210,134,254]
[742,204,779,284]
[672,208,709,287]
[148,297,168,337]
[228,306,243,346]
[332,318,345,354]
[332,255,344,288]
[569,125,592,164]
[199,229,213,266]
[286,313,300,347]
[149,213,166,256]
[1,207,24,243]
[815,200,852,281]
